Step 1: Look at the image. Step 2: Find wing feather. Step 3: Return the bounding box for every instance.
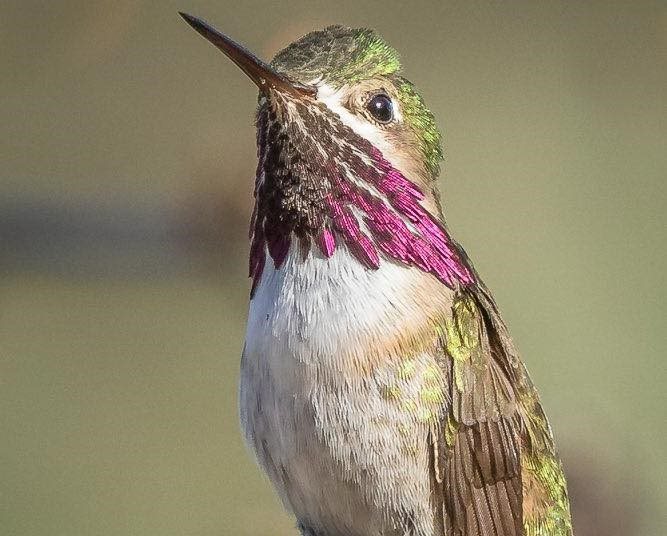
[433,291,524,536]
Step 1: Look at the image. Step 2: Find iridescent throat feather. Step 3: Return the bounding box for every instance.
[249,94,474,295]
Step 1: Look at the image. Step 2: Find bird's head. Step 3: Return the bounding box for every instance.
[180,14,473,294]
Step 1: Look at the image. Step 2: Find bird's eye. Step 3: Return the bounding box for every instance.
[366,93,394,124]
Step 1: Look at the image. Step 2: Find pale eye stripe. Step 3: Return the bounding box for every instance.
[316,84,402,148]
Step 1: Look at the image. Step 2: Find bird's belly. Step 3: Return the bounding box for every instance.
[239,345,441,536]
[238,243,453,534]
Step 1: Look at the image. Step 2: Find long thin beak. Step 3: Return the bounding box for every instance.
[179,12,316,98]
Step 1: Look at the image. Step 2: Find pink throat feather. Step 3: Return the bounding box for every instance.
[249,103,474,296]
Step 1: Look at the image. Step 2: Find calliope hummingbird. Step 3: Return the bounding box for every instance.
[180,13,573,536]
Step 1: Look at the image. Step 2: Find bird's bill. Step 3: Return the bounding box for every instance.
[179,12,316,98]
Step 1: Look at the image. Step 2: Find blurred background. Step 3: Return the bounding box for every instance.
[1,1,665,535]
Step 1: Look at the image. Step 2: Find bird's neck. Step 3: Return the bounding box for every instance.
[249,100,474,297]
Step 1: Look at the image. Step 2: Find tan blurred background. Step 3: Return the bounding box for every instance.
[1,1,665,535]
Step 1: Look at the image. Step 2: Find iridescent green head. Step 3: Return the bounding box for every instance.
[180,14,471,292]
[180,14,443,180]
[271,25,443,178]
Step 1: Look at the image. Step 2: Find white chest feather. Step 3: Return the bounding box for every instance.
[246,242,432,365]
[240,243,453,536]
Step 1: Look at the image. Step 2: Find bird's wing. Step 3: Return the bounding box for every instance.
[429,289,524,536]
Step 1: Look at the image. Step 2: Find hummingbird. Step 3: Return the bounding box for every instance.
[180,13,573,536]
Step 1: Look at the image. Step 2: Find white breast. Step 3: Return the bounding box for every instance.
[246,242,431,366]
[239,242,453,535]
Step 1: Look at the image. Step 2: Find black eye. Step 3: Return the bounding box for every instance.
[366,93,394,123]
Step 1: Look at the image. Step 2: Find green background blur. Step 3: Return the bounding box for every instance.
[2,2,665,535]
